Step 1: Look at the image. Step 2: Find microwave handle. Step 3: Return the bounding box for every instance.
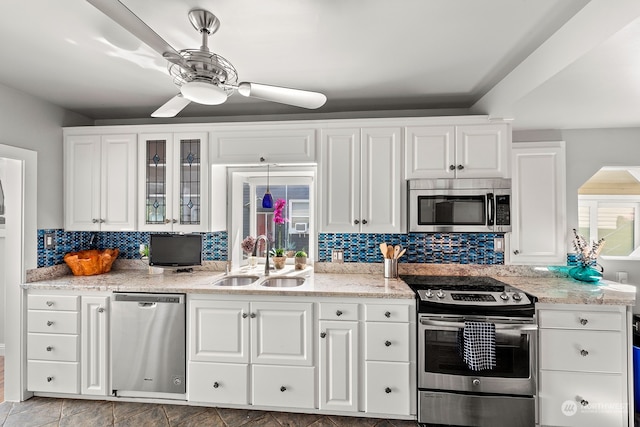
[487,193,495,226]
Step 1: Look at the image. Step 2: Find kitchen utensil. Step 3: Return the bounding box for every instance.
[397,248,407,259]
[394,245,401,259]
[380,242,388,258]
[387,246,395,259]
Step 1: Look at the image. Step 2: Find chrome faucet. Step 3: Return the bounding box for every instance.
[253,235,270,276]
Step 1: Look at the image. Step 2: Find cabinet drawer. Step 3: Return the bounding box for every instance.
[28,295,79,311]
[319,303,358,321]
[365,322,410,362]
[28,334,79,362]
[27,360,79,394]
[252,365,315,409]
[188,362,248,405]
[365,304,411,323]
[539,370,625,427]
[28,310,79,334]
[365,361,411,416]
[539,309,622,331]
[540,329,622,373]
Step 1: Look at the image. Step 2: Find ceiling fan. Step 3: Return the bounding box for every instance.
[87,0,327,117]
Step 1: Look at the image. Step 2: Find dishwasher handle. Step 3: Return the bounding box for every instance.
[113,293,185,304]
[138,302,157,308]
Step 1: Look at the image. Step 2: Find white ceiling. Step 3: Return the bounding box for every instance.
[2,0,640,130]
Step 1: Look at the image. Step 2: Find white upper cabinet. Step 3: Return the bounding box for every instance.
[320,127,403,233]
[509,141,567,264]
[64,134,137,231]
[211,126,316,164]
[405,124,510,179]
[138,132,208,232]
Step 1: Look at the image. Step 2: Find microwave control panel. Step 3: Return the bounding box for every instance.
[495,195,510,225]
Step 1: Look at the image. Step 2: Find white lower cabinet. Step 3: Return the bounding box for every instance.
[319,319,359,412]
[538,304,630,427]
[364,361,411,415]
[81,295,110,396]
[252,365,316,408]
[188,362,249,405]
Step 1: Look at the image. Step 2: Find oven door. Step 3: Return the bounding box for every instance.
[418,314,537,396]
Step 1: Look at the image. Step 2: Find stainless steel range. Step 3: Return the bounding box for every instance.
[401,275,538,427]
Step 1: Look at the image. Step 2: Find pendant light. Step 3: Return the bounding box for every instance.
[262,161,273,209]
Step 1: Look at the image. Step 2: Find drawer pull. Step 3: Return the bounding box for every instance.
[250,313,256,318]
[320,332,326,338]
[384,311,391,318]
[98,307,105,313]
[385,387,392,394]
[213,382,219,389]
[46,346,53,352]
[46,321,54,326]
[280,386,287,392]
[47,376,53,382]
[46,301,54,307]
[580,349,589,357]
[579,318,588,326]
[384,340,392,347]
[336,310,343,317]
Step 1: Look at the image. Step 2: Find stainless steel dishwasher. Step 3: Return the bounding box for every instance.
[111,293,186,399]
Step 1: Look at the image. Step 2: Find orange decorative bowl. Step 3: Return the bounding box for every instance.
[63,248,119,276]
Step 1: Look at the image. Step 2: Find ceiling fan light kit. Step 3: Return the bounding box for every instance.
[88,0,327,117]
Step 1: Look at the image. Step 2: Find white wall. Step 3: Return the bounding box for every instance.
[0,82,91,229]
[514,128,640,290]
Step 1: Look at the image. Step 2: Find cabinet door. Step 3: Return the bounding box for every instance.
[510,142,566,264]
[251,301,313,366]
[404,126,455,179]
[139,133,174,231]
[172,132,208,232]
[189,299,250,363]
[360,127,403,233]
[319,320,359,412]
[64,135,101,231]
[320,128,361,233]
[100,134,136,231]
[81,295,109,396]
[365,361,411,416]
[455,124,510,178]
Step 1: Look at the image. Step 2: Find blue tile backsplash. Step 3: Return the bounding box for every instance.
[37,229,228,268]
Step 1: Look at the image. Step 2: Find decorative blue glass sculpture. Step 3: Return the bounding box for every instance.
[568,265,603,283]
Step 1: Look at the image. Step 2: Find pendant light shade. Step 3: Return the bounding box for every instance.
[262,163,273,209]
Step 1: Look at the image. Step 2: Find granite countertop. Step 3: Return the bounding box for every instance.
[23,262,636,305]
[23,266,415,299]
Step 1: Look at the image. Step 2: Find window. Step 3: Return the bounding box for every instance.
[229,167,315,266]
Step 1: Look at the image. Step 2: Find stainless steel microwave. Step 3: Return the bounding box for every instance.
[408,178,512,233]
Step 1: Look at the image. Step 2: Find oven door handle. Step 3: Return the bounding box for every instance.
[419,318,538,331]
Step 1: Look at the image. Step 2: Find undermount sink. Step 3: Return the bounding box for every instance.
[212,275,259,287]
[259,277,306,288]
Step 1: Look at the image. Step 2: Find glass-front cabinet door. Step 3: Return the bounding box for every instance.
[138,132,208,231]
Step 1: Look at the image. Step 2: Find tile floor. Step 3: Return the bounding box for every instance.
[0,397,418,427]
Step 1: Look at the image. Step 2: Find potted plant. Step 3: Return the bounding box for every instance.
[272,248,287,269]
[294,250,307,270]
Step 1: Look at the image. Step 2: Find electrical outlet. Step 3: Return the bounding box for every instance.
[44,232,55,250]
[493,237,504,253]
[331,249,344,263]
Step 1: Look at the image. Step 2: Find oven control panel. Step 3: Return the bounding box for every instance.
[417,289,532,306]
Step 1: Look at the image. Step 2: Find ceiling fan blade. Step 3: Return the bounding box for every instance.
[151,95,191,117]
[237,82,327,109]
[87,0,180,57]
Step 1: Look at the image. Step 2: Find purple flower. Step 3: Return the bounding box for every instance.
[241,236,256,254]
[273,198,288,225]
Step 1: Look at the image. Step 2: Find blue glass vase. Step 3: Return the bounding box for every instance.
[569,265,602,283]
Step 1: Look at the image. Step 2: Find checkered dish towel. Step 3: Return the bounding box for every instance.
[462,321,496,371]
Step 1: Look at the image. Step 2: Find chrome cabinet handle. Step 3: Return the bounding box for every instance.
[98,307,105,313]
[242,313,248,319]
[213,382,219,389]
[384,311,391,318]
[513,250,520,255]
[457,164,464,170]
[46,346,53,352]
[47,321,54,326]
[449,165,455,170]
[280,386,287,392]
[47,376,53,382]
[384,340,392,347]
[385,387,392,394]
[320,332,326,338]
[580,349,589,357]
[354,219,360,225]
[336,310,343,317]
[46,301,54,307]
[99,219,106,223]
[164,219,171,224]
[92,219,99,224]
[362,219,367,225]
[250,313,256,318]
[579,318,588,325]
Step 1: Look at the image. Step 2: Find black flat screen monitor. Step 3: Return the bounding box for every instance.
[149,233,203,267]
